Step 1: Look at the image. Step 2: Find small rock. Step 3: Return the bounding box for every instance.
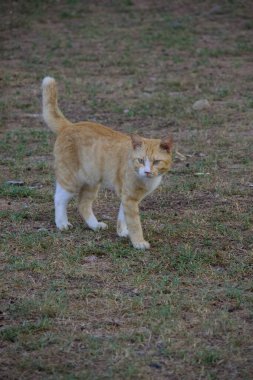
[105,318,121,326]
[29,184,43,189]
[6,180,24,186]
[169,91,183,97]
[149,362,162,369]
[194,172,210,176]
[192,99,210,111]
[143,92,152,98]
[208,4,222,15]
[170,20,182,29]
[37,228,48,233]
[83,255,98,263]
[195,152,206,158]
[102,214,113,220]
[175,150,186,161]
[23,113,41,118]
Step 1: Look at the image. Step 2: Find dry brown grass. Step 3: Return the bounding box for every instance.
[1,1,253,379]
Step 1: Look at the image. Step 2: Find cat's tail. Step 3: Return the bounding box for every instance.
[42,76,72,134]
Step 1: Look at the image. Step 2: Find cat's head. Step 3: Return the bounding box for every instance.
[130,135,173,178]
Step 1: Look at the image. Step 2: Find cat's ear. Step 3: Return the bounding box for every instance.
[131,134,143,149]
[160,136,173,153]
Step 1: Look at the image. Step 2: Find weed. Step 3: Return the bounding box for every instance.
[196,348,221,365]
[9,291,68,319]
[1,318,51,342]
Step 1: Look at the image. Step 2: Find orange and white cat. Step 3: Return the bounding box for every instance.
[42,77,173,249]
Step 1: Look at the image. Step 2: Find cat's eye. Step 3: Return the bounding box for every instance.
[138,158,145,164]
[153,160,161,165]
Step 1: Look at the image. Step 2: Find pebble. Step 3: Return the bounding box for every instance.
[37,228,48,233]
[83,255,98,263]
[194,172,210,176]
[6,180,24,186]
[192,99,210,111]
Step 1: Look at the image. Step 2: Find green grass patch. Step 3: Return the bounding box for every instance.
[1,318,51,342]
[0,184,36,198]
[8,291,68,319]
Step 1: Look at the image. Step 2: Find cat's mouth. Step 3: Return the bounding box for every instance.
[136,167,156,179]
[138,171,155,179]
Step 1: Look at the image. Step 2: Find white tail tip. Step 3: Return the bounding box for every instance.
[42,76,55,87]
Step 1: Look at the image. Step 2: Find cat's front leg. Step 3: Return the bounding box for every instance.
[122,197,150,250]
[117,203,129,237]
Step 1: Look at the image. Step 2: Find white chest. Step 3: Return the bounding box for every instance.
[144,175,162,195]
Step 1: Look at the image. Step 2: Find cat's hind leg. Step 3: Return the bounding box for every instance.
[78,184,107,231]
[54,182,74,230]
[117,203,129,237]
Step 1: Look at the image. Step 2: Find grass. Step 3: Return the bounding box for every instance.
[1,0,253,379]
[1,318,51,343]
[0,184,36,198]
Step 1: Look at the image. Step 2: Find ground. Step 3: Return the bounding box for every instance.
[0,1,253,379]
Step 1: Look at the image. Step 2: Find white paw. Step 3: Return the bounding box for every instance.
[56,220,73,231]
[132,241,150,250]
[90,222,108,231]
[117,228,129,237]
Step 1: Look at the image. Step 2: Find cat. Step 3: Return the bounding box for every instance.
[42,76,173,249]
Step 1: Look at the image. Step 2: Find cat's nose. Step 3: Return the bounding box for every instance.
[145,171,151,176]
